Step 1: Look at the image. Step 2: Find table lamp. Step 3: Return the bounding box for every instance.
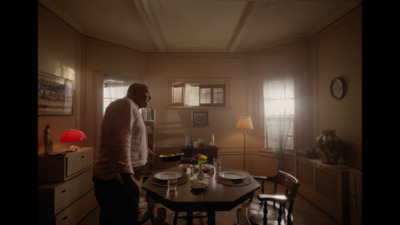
[236,116,254,170]
[60,129,86,151]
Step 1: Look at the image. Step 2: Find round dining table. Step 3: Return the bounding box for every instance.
[142,167,260,225]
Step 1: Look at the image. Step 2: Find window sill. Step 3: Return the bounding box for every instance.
[166,106,232,110]
[257,149,294,154]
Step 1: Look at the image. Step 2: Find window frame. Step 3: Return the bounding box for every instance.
[263,77,295,152]
[169,78,230,109]
[103,78,131,114]
[172,83,185,107]
[198,84,226,107]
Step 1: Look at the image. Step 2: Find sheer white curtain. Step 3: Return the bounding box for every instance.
[103,74,135,114]
[263,75,294,167]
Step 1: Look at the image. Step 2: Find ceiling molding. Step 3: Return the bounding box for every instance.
[307,1,362,38]
[228,0,265,53]
[39,0,362,53]
[39,0,85,34]
[133,0,166,52]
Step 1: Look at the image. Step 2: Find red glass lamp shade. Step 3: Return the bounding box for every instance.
[60,129,86,151]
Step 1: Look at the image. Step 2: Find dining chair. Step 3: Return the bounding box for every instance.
[242,170,300,225]
[237,208,251,225]
[153,207,169,225]
[173,211,208,225]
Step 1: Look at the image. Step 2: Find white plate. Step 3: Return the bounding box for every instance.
[219,171,247,180]
[154,171,182,180]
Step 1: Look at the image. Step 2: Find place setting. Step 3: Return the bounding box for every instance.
[150,170,189,187]
[216,170,252,186]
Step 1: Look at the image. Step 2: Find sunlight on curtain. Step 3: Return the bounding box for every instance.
[263,76,294,153]
[103,74,134,114]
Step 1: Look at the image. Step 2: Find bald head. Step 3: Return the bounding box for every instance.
[126,83,151,108]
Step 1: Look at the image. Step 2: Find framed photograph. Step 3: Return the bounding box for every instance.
[191,111,208,126]
[38,72,74,115]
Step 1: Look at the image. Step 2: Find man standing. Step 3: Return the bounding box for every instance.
[93,83,151,225]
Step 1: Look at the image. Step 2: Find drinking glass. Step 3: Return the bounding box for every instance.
[168,178,178,191]
[213,157,222,174]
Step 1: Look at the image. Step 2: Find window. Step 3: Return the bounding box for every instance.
[263,76,294,151]
[103,78,130,114]
[171,80,228,108]
[172,83,184,106]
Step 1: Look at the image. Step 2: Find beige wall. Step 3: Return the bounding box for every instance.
[146,53,252,148]
[311,6,362,169]
[38,4,83,153]
[38,3,362,170]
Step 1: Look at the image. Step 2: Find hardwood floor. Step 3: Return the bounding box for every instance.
[79,193,339,225]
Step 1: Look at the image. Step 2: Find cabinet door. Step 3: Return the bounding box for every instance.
[350,169,362,225]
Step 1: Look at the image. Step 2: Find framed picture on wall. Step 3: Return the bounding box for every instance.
[38,72,74,116]
[191,111,208,126]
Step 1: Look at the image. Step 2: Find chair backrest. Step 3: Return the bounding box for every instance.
[270,170,300,199]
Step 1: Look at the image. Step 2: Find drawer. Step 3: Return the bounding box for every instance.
[66,148,93,178]
[55,189,97,225]
[38,147,93,182]
[38,169,94,215]
[39,189,98,225]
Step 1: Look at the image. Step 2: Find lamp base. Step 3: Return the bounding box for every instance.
[67,145,81,151]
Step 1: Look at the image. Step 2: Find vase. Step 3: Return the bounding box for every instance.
[197,165,205,180]
[314,129,345,164]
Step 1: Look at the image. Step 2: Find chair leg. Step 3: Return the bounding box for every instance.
[277,203,283,224]
[173,212,178,225]
[263,201,268,225]
[287,203,294,225]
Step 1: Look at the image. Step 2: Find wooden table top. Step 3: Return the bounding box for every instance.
[142,167,260,212]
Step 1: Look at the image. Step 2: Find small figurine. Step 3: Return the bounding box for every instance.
[43,124,53,154]
[209,133,216,146]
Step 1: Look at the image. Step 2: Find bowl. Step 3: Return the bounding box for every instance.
[159,153,184,162]
[178,163,193,173]
[194,164,214,173]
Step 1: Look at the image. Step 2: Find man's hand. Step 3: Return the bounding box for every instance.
[121,174,140,194]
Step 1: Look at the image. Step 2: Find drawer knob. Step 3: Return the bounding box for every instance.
[61,189,67,194]
[81,155,85,159]
[63,216,68,221]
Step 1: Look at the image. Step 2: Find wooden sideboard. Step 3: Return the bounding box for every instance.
[181,146,219,164]
[349,168,362,225]
[295,156,350,225]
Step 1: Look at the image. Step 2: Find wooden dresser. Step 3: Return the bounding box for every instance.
[38,147,98,225]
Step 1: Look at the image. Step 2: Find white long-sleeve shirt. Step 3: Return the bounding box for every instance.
[93,97,147,181]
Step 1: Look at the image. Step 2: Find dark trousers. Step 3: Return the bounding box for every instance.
[93,168,143,225]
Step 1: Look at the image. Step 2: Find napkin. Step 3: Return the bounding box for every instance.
[191,180,208,190]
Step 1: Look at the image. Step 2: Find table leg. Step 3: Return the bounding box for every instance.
[186,211,193,225]
[207,211,215,225]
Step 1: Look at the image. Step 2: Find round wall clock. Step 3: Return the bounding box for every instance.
[330,77,346,100]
